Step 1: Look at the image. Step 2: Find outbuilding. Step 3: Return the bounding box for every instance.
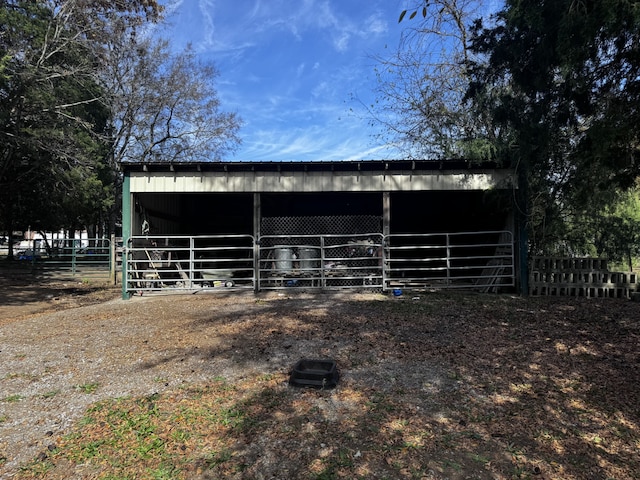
[120,160,523,297]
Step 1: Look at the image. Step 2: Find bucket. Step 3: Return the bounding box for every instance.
[298,247,320,270]
[274,247,293,272]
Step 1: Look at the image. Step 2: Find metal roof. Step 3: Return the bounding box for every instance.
[120,159,506,173]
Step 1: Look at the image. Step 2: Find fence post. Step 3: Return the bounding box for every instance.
[71,241,77,275]
[110,234,116,285]
[445,233,451,285]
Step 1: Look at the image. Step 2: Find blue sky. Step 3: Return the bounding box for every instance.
[160,1,502,162]
[160,0,408,161]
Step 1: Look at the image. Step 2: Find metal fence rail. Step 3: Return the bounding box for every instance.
[258,234,383,290]
[384,231,514,291]
[126,235,255,294]
[15,238,113,281]
[124,231,514,295]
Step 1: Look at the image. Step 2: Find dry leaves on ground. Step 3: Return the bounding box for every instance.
[0,281,638,479]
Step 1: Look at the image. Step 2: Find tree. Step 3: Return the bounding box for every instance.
[102,32,242,164]
[0,0,111,256]
[590,187,640,270]
[372,0,500,161]
[1,0,241,257]
[467,0,640,254]
[96,16,242,246]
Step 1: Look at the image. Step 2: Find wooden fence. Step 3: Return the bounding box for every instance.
[529,257,639,298]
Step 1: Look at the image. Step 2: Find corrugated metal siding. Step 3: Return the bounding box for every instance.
[129,169,515,193]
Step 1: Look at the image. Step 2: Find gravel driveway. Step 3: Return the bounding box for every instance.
[1,290,368,477]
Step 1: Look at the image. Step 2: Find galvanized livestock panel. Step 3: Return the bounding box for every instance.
[123,231,514,295]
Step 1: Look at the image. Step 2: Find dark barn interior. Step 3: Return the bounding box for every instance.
[134,190,512,236]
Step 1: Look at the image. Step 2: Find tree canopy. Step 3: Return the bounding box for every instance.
[467,0,640,255]
[0,0,241,255]
[386,0,640,261]
[374,0,499,161]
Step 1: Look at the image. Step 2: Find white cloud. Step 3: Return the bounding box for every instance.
[196,0,216,48]
[238,122,397,161]
[311,81,330,99]
[333,32,351,52]
[364,13,388,36]
[163,0,184,16]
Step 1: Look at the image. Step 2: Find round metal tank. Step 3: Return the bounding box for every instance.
[298,247,320,270]
[273,247,293,273]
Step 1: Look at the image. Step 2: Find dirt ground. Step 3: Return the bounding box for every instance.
[0,276,119,326]
[0,276,639,479]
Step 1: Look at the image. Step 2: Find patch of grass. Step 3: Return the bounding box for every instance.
[471,453,491,465]
[442,458,463,471]
[18,378,259,479]
[75,439,107,461]
[41,390,60,399]
[2,394,24,403]
[148,463,179,479]
[18,458,54,476]
[203,449,233,468]
[75,382,100,394]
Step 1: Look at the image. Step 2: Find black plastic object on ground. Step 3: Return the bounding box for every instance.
[289,359,339,389]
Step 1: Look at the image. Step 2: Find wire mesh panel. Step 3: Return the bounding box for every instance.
[261,215,382,237]
[258,215,384,290]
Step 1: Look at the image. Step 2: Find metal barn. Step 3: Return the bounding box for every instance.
[120,160,522,297]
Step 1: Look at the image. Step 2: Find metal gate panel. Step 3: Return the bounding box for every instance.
[258,234,383,290]
[123,230,514,295]
[125,235,255,294]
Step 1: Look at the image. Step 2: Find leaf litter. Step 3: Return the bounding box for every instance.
[0,285,638,479]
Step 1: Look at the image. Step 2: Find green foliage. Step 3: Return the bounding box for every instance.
[591,187,640,270]
[467,0,640,255]
[0,0,238,251]
[398,6,428,23]
[0,0,114,245]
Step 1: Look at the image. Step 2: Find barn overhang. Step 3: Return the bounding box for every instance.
[124,160,516,194]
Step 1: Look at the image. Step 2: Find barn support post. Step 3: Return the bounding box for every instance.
[518,213,529,295]
[121,175,132,299]
[516,165,529,295]
[253,193,261,292]
[383,192,391,290]
[110,233,116,285]
[382,192,390,236]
